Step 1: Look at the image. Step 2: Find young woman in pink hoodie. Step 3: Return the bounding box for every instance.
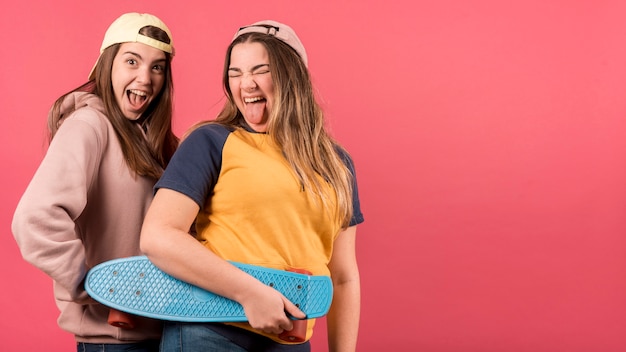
[12,12,178,352]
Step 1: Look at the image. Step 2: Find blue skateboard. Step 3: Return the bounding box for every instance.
[85,256,333,324]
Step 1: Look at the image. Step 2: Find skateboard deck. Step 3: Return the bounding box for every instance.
[85,256,333,323]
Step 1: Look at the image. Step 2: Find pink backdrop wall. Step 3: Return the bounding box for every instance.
[2,1,626,351]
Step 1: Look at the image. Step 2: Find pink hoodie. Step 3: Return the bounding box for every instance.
[12,92,162,343]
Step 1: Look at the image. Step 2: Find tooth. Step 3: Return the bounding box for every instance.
[245,97,262,103]
[129,89,147,96]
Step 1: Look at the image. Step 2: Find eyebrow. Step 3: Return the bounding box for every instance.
[121,51,166,64]
[121,51,142,59]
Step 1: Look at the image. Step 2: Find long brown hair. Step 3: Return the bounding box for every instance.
[190,32,354,227]
[48,25,178,179]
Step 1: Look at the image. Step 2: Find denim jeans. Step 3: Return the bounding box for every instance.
[160,322,311,352]
[76,340,160,352]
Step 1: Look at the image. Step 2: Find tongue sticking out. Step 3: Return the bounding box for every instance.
[245,99,267,123]
[128,91,148,111]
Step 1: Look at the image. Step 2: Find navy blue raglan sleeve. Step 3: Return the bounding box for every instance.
[336,147,365,226]
[155,124,231,207]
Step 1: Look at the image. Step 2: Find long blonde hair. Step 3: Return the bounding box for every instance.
[190,32,354,226]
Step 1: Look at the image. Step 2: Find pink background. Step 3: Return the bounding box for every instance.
[2,0,626,351]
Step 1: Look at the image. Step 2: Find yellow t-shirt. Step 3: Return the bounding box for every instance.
[156,124,363,343]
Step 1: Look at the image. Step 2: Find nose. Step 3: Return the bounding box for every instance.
[240,72,257,90]
[136,65,152,84]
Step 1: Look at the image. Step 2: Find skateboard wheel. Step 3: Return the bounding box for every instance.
[108,308,136,329]
[278,267,312,342]
[279,320,307,342]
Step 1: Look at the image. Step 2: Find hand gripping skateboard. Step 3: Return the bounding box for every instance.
[85,256,333,341]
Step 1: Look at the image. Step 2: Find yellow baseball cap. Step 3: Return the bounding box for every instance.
[233,20,308,67]
[88,12,175,80]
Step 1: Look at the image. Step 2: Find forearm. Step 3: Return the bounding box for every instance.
[140,223,267,302]
[13,196,88,300]
[12,115,102,300]
[327,275,361,352]
[140,188,303,333]
[141,216,303,334]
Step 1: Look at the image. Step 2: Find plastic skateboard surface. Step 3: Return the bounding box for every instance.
[85,256,333,322]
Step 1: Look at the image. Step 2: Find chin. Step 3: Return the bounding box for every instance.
[122,108,143,120]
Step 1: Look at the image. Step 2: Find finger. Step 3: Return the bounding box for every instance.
[263,325,285,335]
[281,318,293,332]
[282,298,306,320]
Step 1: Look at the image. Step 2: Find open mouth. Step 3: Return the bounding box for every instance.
[127,89,148,107]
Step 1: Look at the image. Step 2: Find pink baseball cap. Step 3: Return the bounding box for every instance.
[233,20,308,67]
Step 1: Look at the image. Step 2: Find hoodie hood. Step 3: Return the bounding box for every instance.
[53,92,106,129]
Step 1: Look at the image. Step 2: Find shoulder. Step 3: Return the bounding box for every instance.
[58,93,110,135]
[169,123,238,165]
[333,143,356,171]
[179,123,234,151]
[158,124,234,206]
[69,108,109,130]
[48,95,114,156]
[186,123,234,140]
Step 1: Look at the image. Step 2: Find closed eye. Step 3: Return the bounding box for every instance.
[228,68,242,78]
[228,64,270,78]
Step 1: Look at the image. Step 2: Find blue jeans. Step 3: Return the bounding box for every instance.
[160,322,311,352]
[77,340,159,352]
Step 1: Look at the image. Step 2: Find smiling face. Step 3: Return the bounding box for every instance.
[111,42,167,120]
[228,42,274,132]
